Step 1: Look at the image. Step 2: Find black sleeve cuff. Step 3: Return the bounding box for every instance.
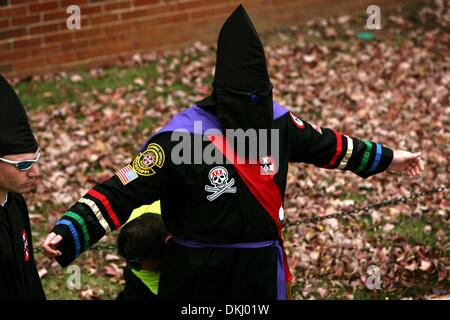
[357,146,393,179]
[52,224,76,268]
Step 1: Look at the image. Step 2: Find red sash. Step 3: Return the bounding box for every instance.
[209,134,293,283]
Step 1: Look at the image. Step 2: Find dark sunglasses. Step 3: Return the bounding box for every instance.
[0,151,40,171]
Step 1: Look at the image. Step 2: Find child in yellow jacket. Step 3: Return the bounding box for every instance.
[116,201,168,300]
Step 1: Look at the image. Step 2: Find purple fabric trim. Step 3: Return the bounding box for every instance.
[155,105,221,138]
[273,101,288,120]
[172,236,287,300]
[140,102,289,152]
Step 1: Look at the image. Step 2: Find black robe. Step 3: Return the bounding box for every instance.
[51,104,393,299]
[0,193,46,300]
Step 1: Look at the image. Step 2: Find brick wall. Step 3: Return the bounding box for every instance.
[0,0,411,78]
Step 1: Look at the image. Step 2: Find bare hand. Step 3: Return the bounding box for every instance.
[388,150,424,177]
[42,232,62,258]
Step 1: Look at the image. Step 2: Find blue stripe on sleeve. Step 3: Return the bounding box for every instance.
[56,219,81,259]
[366,143,382,174]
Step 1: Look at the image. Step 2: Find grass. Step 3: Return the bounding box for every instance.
[392,215,437,247]
[40,257,123,300]
[355,213,448,299]
[353,288,392,300]
[353,273,450,300]
[17,62,159,111]
[356,212,443,249]
[138,116,158,132]
[337,191,367,203]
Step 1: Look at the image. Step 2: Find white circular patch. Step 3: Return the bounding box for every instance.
[289,112,304,129]
[278,206,285,222]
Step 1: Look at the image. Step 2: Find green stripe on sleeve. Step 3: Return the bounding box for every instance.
[355,140,373,173]
[64,211,90,251]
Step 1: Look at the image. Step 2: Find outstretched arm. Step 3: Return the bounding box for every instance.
[42,139,172,267]
[286,111,424,178]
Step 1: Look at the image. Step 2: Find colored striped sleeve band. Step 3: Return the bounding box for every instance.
[56,219,81,259]
[78,197,111,233]
[63,211,90,251]
[355,140,373,173]
[324,130,343,168]
[87,189,121,229]
[366,143,382,174]
[338,135,353,170]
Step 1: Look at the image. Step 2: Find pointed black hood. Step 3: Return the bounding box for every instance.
[198,3,275,161]
[0,75,38,156]
[198,4,275,161]
[213,4,271,90]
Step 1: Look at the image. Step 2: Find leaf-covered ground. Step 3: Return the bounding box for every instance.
[15,0,449,299]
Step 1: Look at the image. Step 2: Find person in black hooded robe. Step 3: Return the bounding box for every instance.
[43,5,424,299]
[0,75,45,300]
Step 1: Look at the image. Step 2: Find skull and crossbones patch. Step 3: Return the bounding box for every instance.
[205,166,237,201]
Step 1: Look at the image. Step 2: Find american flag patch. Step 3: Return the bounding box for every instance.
[116,165,138,185]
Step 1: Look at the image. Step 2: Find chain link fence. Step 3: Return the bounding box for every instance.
[285,183,449,226]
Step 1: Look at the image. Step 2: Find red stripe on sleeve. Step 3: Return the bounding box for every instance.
[87,189,121,229]
[324,130,343,168]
